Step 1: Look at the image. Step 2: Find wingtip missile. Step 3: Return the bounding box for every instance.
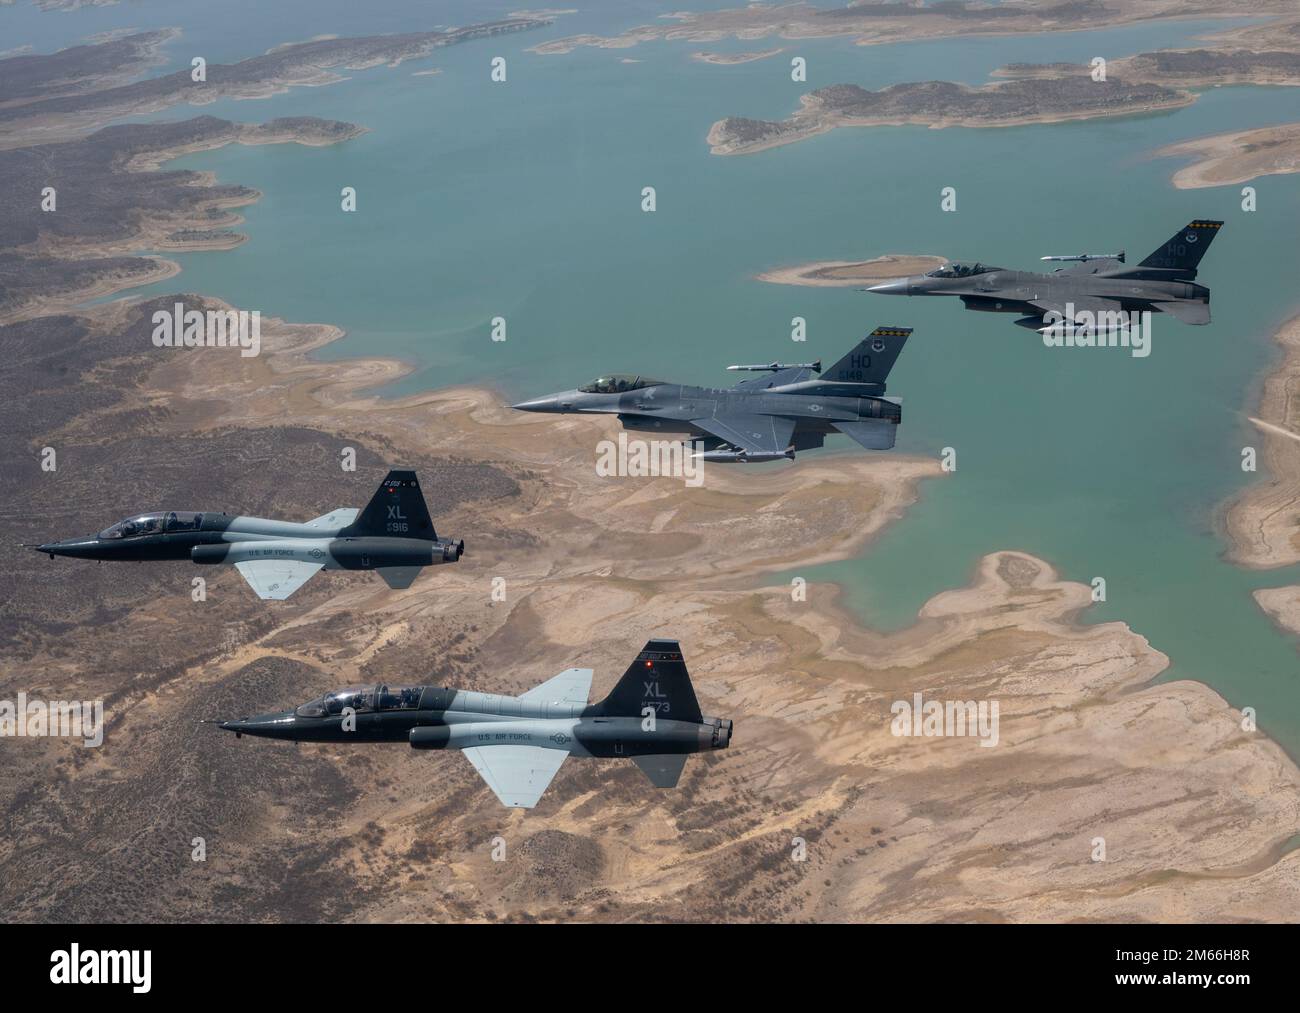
[1040,251,1125,263]
[726,361,821,373]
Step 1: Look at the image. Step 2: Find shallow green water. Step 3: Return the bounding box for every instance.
[9,3,1300,751]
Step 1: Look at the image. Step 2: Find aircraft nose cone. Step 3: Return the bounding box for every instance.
[511,395,560,412]
[219,711,297,739]
[866,279,912,296]
[37,538,99,559]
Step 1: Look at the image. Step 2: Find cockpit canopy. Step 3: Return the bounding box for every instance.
[294,684,423,718]
[577,374,663,395]
[99,511,204,539]
[924,261,999,279]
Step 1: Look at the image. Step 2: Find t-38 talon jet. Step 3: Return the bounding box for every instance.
[218,638,732,809]
[865,220,1223,332]
[31,470,463,599]
[511,326,913,461]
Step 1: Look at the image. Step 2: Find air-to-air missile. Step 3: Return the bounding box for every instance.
[30,470,463,599]
[218,639,732,809]
[866,219,1223,333]
[512,326,914,461]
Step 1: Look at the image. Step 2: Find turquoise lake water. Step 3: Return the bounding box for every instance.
[6,3,1300,752]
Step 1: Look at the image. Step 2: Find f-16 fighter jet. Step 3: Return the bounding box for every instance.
[219,638,732,809]
[511,326,913,461]
[31,470,463,600]
[866,220,1223,332]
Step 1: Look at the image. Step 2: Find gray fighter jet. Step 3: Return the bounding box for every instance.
[512,326,913,461]
[219,638,731,808]
[866,220,1223,332]
[32,470,463,599]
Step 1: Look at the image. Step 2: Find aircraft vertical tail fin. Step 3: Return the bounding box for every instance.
[594,639,701,723]
[1137,220,1223,275]
[341,470,436,540]
[823,326,912,392]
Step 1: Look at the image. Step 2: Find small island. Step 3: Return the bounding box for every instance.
[707,78,1193,155]
[0,19,552,148]
[998,48,1300,89]
[1157,123,1300,189]
[530,1,1238,57]
[691,49,784,66]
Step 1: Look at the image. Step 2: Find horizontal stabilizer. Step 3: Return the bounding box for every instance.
[306,508,359,530]
[235,559,323,600]
[519,668,593,707]
[377,565,422,590]
[461,745,567,809]
[832,419,897,450]
[633,753,688,788]
[1152,300,1210,325]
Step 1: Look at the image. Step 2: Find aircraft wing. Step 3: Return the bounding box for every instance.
[832,419,897,451]
[461,745,568,809]
[730,366,815,391]
[1028,295,1126,321]
[234,559,324,600]
[305,508,359,529]
[691,412,796,454]
[519,667,593,707]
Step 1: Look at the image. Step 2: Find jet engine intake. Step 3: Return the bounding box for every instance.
[409,726,452,750]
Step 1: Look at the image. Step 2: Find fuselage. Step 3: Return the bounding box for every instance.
[871,266,1209,315]
[36,511,463,568]
[514,380,898,436]
[221,684,732,759]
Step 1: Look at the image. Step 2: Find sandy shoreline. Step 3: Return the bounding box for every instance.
[0,256,181,326]
[1159,123,1300,189]
[1223,314,1300,569]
